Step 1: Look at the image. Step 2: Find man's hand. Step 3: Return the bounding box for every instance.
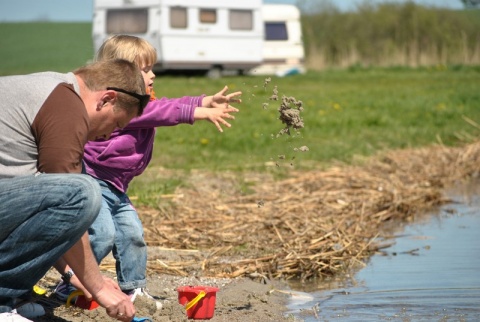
[93,281,135,321]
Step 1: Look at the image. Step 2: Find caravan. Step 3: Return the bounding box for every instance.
[93,0,264,77]
[252,4,306,76]
[92,1,305,77]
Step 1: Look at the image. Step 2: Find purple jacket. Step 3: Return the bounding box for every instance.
[83,95,205,193]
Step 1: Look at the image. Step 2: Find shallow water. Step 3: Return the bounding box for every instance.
[287,183,480,321]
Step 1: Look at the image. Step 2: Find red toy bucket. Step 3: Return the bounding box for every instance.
[177,286,219,320]
[65,291,99,310]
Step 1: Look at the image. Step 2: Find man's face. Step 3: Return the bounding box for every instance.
[87,102,136,141]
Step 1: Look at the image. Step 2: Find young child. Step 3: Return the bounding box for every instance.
[54,35,241,309]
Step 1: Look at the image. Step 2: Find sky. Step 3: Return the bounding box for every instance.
[0,0,465,22]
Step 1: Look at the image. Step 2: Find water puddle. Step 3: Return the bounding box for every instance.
[287,182,480,321]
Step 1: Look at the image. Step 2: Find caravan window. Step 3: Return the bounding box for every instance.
[170,7,187,29]
[265,22,288,41]
[106,9,148,34]
[200,9,216,24]
[229,10,253,30]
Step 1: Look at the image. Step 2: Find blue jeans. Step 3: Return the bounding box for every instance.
[0,173,101,300]
[88,178,147,291]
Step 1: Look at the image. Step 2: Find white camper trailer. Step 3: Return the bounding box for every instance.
[252,4,306,76]
[92,0,264,77]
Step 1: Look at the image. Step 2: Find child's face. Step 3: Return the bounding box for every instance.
[141,65,155,94]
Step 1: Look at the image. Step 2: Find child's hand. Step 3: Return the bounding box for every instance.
[194,106,239,132]
[196,86,241,132]
[209,85,242,108]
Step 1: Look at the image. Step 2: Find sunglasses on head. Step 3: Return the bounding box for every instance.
[107,87,150,111]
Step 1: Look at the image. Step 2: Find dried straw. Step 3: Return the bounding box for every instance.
[102,141,480,282]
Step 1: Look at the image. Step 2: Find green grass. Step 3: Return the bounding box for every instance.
[1,23,480,207]
[0,23,93,75]
[149,67,480,171]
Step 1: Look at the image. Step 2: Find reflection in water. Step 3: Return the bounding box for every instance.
[288,183,480,321]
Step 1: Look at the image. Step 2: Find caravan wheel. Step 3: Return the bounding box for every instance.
[206,67,222,79]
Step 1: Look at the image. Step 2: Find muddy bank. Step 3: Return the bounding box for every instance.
[34,141,480,321]
[35,270,294,322]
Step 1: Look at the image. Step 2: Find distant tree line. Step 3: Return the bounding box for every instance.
[298,1,480,69]
[461,0,480,8]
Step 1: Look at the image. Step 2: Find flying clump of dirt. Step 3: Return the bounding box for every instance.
[263,77,271,90]
[264,80,304,137]
[277,95,304,137]
[262,78,309,156]
[294,146,309,152]
[269,85,279,101]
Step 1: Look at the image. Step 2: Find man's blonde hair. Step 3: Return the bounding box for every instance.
[95,35,157,68]
[74,59,147,116]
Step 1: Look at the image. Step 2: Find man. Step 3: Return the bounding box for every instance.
[0,59,150,322]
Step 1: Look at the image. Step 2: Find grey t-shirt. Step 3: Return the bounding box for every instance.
[0,72,89,178]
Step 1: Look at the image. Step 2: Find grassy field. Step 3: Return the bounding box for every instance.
[1,23,480,206]
[148,66,480,169]
[0,23,93,75]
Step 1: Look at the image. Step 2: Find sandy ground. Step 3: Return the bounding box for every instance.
[34,273,298,322]
[33,269,298,322]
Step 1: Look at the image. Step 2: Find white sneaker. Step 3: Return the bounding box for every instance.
[0,311,34,321]
[127,288,162,312]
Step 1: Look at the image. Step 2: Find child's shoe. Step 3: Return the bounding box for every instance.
[126,288,162,314]
[54,280,77,302]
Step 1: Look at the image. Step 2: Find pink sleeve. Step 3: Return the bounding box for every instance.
[125,95,205,129]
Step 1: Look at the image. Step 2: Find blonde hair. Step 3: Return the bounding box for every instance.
[95,35,157,68]
[74,59,147,116]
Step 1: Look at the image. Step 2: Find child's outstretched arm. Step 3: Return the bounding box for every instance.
[194,86,242,132]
